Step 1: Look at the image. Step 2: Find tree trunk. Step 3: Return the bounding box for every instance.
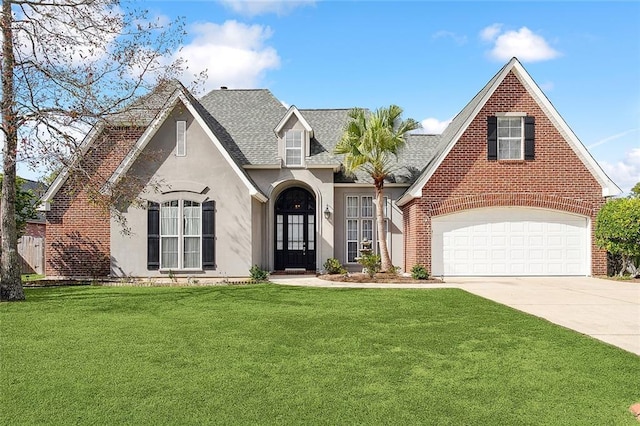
[375,180,392,272]
[1,0,25,301]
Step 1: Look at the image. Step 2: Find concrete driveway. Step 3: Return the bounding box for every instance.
[271,275,640,356]
[445,277,640,356]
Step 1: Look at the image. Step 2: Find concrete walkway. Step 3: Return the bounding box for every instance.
[270,275,640,356]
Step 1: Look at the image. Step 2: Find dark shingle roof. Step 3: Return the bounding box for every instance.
[198,89,287,165]
[195,88,442,185]
[109,79,186,126]
[299,109,351,166]
[334,133,442,184]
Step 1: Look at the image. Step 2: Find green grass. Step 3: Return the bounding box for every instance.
[21,273,44,282]
[1,285,638,425]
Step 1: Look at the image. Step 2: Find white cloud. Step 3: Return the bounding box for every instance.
[480,25,560,62]
[480,24,502,42]
[419,117,451,134]
[172,20,280,91]
[218,0,316,17]
[600,148,640,194]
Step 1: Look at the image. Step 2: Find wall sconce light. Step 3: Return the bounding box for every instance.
[324,205,331,219]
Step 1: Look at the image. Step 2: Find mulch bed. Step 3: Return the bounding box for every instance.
[319,272,442,284]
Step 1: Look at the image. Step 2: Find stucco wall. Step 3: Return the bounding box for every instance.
[248,168,335,272]
[110,103,259,278]
[333,186,406,272]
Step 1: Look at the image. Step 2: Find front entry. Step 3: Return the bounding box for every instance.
[274,187,316,271]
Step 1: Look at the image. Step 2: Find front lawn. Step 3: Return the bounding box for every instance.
[1,285,637,425]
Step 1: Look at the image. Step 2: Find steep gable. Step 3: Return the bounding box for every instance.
[397,58,620,206]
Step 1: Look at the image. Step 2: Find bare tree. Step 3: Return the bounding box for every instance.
[1,0,189,301]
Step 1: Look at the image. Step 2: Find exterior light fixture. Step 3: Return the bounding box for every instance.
[324,205,331,219]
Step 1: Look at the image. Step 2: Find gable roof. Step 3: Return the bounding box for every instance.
[274,105,314,137]
[397,57,621,206]
[40,81,268,210]
[198,89,287,166]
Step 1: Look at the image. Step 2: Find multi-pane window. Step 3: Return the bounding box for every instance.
[160,200,201,269]
[497,117,523,160]
[345,195,389,263]
[346,196,359,263]
[361,196,374,246]
[285,130,303,166]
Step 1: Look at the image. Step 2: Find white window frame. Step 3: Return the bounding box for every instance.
[176,120,187,157]
[284,130,304,166]
[345,195,387,264]
[346,196,359,263]
[497,116,523,160]
[160,199,202,270]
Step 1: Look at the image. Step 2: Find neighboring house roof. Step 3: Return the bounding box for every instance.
[397,57,621,206]
[20,178,47,223]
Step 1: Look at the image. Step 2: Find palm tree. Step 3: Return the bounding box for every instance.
[335,105,420,272]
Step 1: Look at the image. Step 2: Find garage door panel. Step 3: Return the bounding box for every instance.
[432,208,588,276]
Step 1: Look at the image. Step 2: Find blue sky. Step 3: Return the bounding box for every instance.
[17,1,640,193]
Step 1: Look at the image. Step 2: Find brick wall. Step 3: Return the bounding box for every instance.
[402,71,607,275]
[45,127,144,278]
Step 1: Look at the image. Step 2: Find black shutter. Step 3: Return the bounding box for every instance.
[487,116,497,160]
[524,116,535,160]
[202,201,216,270]
[147,202,160,270]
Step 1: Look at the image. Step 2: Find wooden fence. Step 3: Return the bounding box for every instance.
[18,236,44,275]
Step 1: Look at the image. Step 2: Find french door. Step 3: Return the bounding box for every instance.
[274,188,316,271]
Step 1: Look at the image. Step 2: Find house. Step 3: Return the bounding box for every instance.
[39,58,620,279]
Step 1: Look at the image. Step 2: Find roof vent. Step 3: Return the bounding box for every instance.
[220,86,228,90]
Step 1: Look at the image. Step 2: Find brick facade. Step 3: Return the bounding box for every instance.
[402,71,608,276]
[45,127,144,278]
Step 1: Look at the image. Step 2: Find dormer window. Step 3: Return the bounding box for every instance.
[275,106,314,168]
[285,130,303,166]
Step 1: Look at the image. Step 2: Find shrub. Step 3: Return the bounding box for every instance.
[249,265,269,282]
[388,265,401,276]
[323,258,346,275]
[411,264,430,280]
[358,253,381,279]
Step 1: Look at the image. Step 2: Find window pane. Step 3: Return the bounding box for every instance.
[183,201,200,236]
[286,148,301,165]
[183,237,200,268]
[308,215,315,250]
[276,215,284,250]
[346,196,358,218]
[288,214,304,250]
[161,237,178,269]
[347,219,358,240]
[347,241,358,263]
[361,196,373,217]
[362,219,373,242]
[497,117,523,160]
[161,201,178,236]
[285,130,302,147]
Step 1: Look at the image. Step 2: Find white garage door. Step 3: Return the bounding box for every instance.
[432,208,588,276]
